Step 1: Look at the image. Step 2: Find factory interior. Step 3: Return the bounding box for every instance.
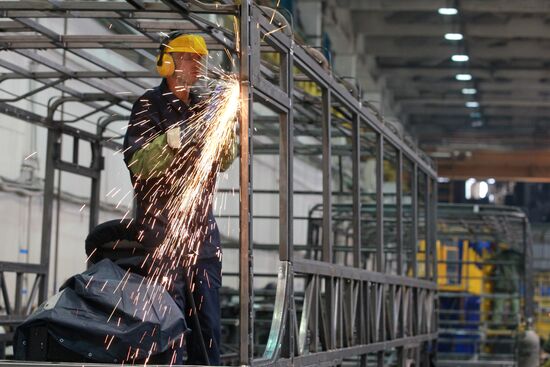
[0,0,549,366]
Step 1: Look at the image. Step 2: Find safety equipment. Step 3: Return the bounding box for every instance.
[156,32,208,77]
[166,126,182,149]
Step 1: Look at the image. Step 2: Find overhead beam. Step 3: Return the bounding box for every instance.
[355,16,550,40]
[405,105,550,117]
[436,150,550,182]
[0,1,236,14]
[399,98,550,108]
[379,66,550,80]
[409,115,549,127]
[0,34,227,50]
[388,80,550,94]
[362,39,550,60]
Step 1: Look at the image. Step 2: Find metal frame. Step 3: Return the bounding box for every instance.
[0,1,438,366]
[242,3,438,364]
[435,204,533,364]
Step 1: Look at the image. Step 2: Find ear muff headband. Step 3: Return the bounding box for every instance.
[156,31,186,77]
[156,31,186,67]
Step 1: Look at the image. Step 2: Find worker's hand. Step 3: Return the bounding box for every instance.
[166,126,181,149]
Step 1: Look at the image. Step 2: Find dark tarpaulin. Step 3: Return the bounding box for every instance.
[14,258,188,363]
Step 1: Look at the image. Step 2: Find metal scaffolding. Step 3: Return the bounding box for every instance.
[0,1,438,366]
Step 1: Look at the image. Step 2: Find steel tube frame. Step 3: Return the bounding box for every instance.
[247,2,437,366]
[0,1,438,365]
[436,203,533,365]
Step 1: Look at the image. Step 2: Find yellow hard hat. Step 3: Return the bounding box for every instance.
[156,32,208,77]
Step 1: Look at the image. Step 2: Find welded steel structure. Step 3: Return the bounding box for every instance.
[0,1,438,366]
[436,204,533,365]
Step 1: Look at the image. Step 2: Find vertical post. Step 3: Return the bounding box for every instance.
[431,178,438,284]
[431,178,438,360]
[39,128,57,302]
[321,88,335,349]
[89,142,102,232]
[376,134,384,273]
[351,113,364,365]
[396,151,403,276]
[524,218,534,320]
[376,134,384,366]
[424,173,431,280]
[412,163,418,278]
[396,150,404,366]
[322,88,332,264]
[279,44,293,265]
[411,164,419,340]
[279,36,295,359]
[352,114,361,268]
[239,1,254,364]
[14,273,23,315]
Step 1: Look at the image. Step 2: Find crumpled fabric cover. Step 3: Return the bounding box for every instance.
[14,258,187,363]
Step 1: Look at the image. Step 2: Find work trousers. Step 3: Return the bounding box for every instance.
[168,256,222,365]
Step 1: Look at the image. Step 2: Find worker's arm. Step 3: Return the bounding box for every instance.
[124,95,177,178]
[128,133,176,177]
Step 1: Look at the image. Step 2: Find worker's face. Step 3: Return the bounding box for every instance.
[171,52,204,87]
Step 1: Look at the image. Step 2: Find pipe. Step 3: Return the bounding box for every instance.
[303,46,330,72]
[258,6,293,37]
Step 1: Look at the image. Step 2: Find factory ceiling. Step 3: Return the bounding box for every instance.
[331,0,550,180]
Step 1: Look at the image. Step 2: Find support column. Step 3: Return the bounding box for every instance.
[239,0,254,363]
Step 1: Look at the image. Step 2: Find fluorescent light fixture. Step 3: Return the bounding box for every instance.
[478,181,489,199]
[465,178,476,199]
[487,178,496,184]
[438,7,458,15]
[445,33,463,40]
[438,177,451,183]
[466,101,479,108]
[462,88,477,95]
[456,73,472,81]
[452,54,469,62]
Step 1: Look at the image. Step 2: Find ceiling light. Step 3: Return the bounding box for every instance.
[478,181,489,199]
[462,88,477,95]
[452,54,469,62]
[438,8,458,15]
[456,74,472,81]
[466,101,479,108]
[445,33,463,41]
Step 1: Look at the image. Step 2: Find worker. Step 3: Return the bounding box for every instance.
[123,32,236,365]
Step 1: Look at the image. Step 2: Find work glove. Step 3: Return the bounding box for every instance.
[219,129,238,172]
[166,126,182,149]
